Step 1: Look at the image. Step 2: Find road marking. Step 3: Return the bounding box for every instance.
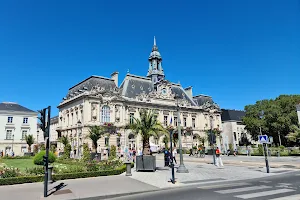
[268,194,300,200]
[259,180,272,183]
[197,182,250,189]
[216,185,271,194]
[235,189,295,199]
[278,183,293,185]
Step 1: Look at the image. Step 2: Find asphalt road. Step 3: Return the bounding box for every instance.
[109,171,300,200]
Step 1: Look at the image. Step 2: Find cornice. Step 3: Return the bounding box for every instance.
[0,111,37,116]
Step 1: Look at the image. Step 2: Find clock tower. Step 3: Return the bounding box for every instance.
[147,36,165,83]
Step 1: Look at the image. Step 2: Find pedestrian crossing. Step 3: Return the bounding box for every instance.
[197,183,300,199]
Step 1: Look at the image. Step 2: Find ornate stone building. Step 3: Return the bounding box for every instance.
[57,38,222,155]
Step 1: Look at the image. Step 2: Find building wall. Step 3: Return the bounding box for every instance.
[0,111,37,156]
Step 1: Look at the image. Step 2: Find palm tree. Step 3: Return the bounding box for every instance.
[58,135,69,147]
[87,125,105,152]
[163,135,169,149]
[126,109,167,155]
[25,134,34,152]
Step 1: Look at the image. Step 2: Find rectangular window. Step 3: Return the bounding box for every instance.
[7,117,13,123]
[6,130,12,140]
[23,117,28,124]
[174,117,178,126]
[76,112,78,120]
[22,130,27,139]
[129,113,134,124]
[105,137,109,146]
[183,117,187,127]
[164,116,168,126]
[71,113,74,125]
[192,118,195,128]
[81,110,83,122]
[67,114,69,126]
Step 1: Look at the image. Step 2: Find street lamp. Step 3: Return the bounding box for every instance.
[209,115,216,165]
[76,120,81,159]
[259,110,269,173]
[175,95,189,173]
[12,134,15,153]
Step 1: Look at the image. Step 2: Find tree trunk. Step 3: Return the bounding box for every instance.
[143,138,150,155]
[93,141,97,153]
[28,146,31,153]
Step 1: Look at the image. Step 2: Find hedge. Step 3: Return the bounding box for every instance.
[0,163,134,186]
[1,156,32,160]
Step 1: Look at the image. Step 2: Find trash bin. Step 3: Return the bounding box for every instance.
[164,150,170,167]
[48,165,53,183]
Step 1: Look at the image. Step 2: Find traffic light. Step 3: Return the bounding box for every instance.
[38,109,47,132]
[43,155,48,166]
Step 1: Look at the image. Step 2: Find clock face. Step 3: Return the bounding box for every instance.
[161,88,167,95]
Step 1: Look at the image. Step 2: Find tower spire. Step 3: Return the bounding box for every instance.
[147,36,165,83]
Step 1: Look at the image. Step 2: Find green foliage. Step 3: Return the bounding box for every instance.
[2,156,32,159]
[243,95,300,146]
[33,151,56,165]
[258,145,264,155]
[50,145,56,153]
[25,166,44,175]
[286,125,300,142]
[0,166,22,178]
[63,144,72,159]
[81,143,91,162]
[53,164,85,174]
[25,134,34,152]
[58,136,69,146]
[109,145,116,159]
[279,145,285,151]
[87,126,105,152]
[163,135,169,149]
[39,144,45,151]
[125,109,167,155]
[0,164,130,185]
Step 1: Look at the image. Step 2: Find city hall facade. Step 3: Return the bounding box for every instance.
[56,38,222,155]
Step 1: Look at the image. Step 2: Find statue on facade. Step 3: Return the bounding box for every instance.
[91,104,97,120]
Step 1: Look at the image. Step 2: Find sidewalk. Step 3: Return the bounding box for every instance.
[0,175,158,200]
[155,154,300,169]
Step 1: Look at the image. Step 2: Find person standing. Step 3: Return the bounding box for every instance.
[215,147,223,167]
[172,148,177,164]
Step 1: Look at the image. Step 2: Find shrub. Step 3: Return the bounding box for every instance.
[0,166,22,178]
[25,167,44,175]
[33,145,39,154]
[258,145,264,155]
[50,145,56,153]
[279,145,285,152]
[2,156,32,159]
[39,144,45,151]
[82,143,91,162]
[109,145,116,159]
[53,164,85,174]
[62,144,72,159]
[280,151,290,156]
[33,151,56,165]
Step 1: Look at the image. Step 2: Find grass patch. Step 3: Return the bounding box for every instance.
[0,159,35,172]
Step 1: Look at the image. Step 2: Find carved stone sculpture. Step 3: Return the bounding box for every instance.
[91,103,98,121]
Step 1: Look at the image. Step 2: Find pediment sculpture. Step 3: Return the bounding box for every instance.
[202,101,220,111]
[177,97,192,107]
[136,91,151,102]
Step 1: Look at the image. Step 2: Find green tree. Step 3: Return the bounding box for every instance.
[109,145,117,159]
[243,95,300,146]
[163,135,169,149]
[25,134,34,152]
[81,143,91,162]
[286,125,300,143]
[126,109,167,155]
[87,125,105,152]
[58,136,69,147]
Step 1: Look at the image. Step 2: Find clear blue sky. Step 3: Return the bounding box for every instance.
[0,0,299,116]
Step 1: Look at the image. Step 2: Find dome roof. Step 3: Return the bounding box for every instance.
[149,50,161,59]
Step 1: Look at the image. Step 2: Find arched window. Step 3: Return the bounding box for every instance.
[101,106,110,123]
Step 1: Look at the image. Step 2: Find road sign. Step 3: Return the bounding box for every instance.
[269,136,273,144]
[259,135,268,144]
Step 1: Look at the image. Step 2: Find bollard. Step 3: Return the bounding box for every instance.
[124,161,132,176]
[48,165,53,183]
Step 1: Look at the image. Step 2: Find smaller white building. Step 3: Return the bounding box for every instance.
[0,102,37,156]
[221,109,253,150]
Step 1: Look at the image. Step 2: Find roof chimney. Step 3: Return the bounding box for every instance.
[184,86,193,99]
[111,71,119,87]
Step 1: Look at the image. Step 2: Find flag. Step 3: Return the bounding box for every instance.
[170,117,173,125]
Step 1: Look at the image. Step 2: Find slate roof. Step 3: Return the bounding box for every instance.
[65,75,117,100]
[50,116,59,124]
[0,102,36,113]
[221,109,245,122]
[193,95,214,106]
[120,74,196,106]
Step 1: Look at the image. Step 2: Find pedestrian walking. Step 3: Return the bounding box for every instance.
[172,148,177,164]
[215,147,223,167]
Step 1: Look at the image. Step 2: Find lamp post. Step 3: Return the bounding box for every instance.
[76,120,81,159]
[12,134,15,153]
[169,126,175,184]
[210,116,216,165]
[175,95,189,173]
[259,110,269,173]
